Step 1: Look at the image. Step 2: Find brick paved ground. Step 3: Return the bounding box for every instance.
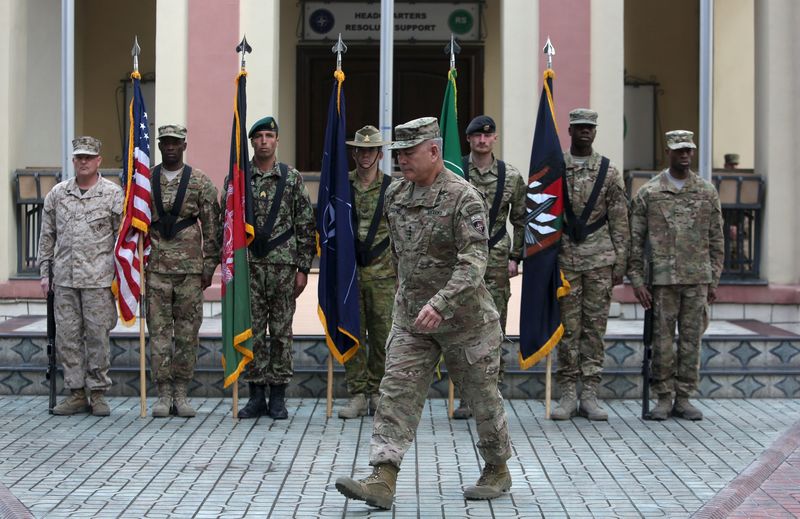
[0,396,798,518]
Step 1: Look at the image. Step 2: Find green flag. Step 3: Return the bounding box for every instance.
[440,68,463,177]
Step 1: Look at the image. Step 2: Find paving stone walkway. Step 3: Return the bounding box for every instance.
[0,396,798,518]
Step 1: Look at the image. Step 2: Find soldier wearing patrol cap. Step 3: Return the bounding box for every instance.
[335,117,512,509]
[37,136,124,416]
[452,115,527,420]
[236,116,316,420]
[145,124,220,418]
[337,125,397,419]
[629,130,724,421]
[551,108,630,422]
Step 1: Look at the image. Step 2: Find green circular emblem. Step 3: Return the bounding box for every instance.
[448,9,473,35]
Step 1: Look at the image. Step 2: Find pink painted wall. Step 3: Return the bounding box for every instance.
[539,0,591,150]
[187,0,240,189]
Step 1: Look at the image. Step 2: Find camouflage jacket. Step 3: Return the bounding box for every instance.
[37,176,124,288]
[248,160,316,270]
[628,169,724,288]
[349,170,396,281]
[464,155,527,268]
[147,165,220,277]
[559,151,630,277]
[384,168,499,333]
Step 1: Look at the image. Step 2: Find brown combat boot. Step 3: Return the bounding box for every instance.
[550,382,578,420]
[152,383,172,418]
[335,464,398,510]
[452,399,473,419]
[647,393,673,421]
[463,462,512,500]
[52,389,90,415]
[578,385,608,421]
[173,383,196,418]
[339,393,368,419]
[672,397,703,421]
[90,390,110,416]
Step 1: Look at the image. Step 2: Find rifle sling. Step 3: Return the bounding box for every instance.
[351,174,392,267]
[462,156,507,250]
[563,156,610,243]
[250,163,293,257]
[151,165,197,240]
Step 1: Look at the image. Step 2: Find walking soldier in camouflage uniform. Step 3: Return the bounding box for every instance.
[551,109,630,421]
[37,136,123,416]
[453,115,526,420]
[338,125,396,419]
[146,125,220,418]
[237,116,316,420]
[335,118,512,509]
[629,130,724,421]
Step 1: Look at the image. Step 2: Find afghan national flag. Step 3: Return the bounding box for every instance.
[220,70,255,387]
[440,67,464,177]
[519,69,570,369]
[113,71,152,325]
[317,70,361,363]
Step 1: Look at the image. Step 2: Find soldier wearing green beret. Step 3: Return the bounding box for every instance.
[629,130,724,421]
[236,116,316,420]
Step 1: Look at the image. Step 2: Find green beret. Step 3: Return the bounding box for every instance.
[249,116,279,138]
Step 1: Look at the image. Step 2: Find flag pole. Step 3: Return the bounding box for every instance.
[542,37,556,419]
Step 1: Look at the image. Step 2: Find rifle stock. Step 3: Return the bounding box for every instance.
[641,258,653,420]
[46,266,57,413]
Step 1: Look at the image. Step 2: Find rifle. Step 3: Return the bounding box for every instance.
[46,265,57,413]
[641,258,653,420]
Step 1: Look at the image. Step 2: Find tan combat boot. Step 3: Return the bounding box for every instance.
[578,385,608,421]
[338,393,368,419]
[647,393,673,421]
[335,464,398,510]
[52,389,90,415]
[672,397,703,421]
[550,382,578,420]
[152,383,172,418]
[173,383,196,418]
[90,390,110,416]
[452,399,473,420]
[463,462,512,500]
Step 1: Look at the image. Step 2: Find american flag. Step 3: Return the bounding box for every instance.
[113,72,152,325]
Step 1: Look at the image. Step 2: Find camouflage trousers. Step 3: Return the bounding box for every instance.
[54,285,116,391]
[344,276,394,396]
[556,266,613,387]
[484,267,511,384]
[651,284,709,398]
[245,263,296,386]
[145,272,203,385]
[370,320,511,469]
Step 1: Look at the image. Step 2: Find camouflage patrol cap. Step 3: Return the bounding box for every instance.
[249,116,279,138]
[346,125,390,147]
[665,130,697,150]
[158,124,187,140]
[569,108,598,126]
[724,153,740,164]
[465,115,496,135]
[388,117,441,150]
[72,136,101,156]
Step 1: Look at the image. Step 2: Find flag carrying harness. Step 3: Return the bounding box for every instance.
[562,156,610,243]
[250,163,292,257]
[349,174,391,267]
[462,156,507,249]
[150,165,196,240]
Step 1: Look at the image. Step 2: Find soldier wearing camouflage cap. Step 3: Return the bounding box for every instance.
[451,115,527,420]
[336,117,512,509]
[550,109,630,422]
[145,124,220,418]
[337,125,397,420]
[236,116,316,421]
[628,130,724,421]
[37,136,124,416]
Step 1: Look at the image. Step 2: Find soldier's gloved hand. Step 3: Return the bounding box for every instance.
[294,271,308,299]
[633,286,652,310]
[612,274,624,286]
[415,304,443,331]
[201,273,213,290]
[508,260,519,278]
[40,277,49,297]
[707,286,717,304]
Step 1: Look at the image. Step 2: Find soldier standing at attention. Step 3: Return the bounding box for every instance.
[338,125,396,419]
[237,116,316,420]
[37,136,123,416]
[335,118,512,510]
[146,124,220,418]
[453,115,527,420]
[629,130,724,421]
[550,109,630,421]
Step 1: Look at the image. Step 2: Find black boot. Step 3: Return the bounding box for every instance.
[268,384,288,420]
[238,383,268,419]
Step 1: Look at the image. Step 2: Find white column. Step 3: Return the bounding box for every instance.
[240,0,280,124]
[155,0,189,164]
[590,0,624,168]
[0,1,16,281]
[501,0,539,171]
[61,0,75,178]
[698,0,713,180]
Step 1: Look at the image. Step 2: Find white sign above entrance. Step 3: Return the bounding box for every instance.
[303,2,481,42]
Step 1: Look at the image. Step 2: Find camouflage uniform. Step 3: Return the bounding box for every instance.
[557,151,630,389]
[629,169,724,399]
[371,167,511,469]
[345,169,396,397]
[37,176,123,391]
[246,160,316,385]
[145,165,220,387]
